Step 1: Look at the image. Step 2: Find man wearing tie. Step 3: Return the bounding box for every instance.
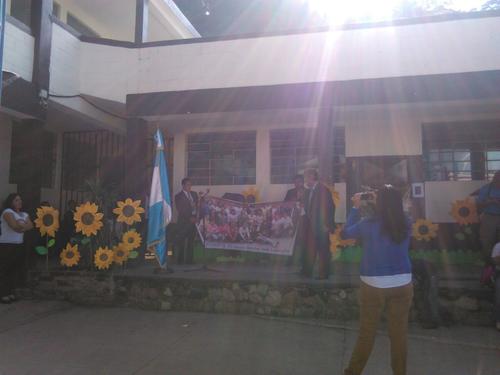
[174,178,199,264]
[303,169,336,279]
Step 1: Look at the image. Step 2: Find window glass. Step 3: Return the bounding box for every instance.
[422,122,500,181]
[10,0,32,28]
[186,131,256,186]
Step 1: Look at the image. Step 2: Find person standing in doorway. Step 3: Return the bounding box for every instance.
[342,185,413,375]
[302,169,335,279]
[174,178,199,265]
[0,193,33,303]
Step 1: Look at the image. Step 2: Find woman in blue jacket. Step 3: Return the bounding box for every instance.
[343,185,413,375]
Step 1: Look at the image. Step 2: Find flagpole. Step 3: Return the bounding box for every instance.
[147,128,173,273]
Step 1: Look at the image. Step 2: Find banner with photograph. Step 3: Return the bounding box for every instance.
[197,197,299,255]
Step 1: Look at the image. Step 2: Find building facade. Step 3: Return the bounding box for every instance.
[1,1,500,244]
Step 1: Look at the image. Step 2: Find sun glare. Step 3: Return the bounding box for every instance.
[306,0,489,25]
[307,0,402,24]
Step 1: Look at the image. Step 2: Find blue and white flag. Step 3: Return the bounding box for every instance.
[147,129,172,268]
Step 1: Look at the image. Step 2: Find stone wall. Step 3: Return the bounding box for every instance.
[28,271,495,326]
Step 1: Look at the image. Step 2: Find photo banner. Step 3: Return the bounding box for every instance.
[197,197,299,255]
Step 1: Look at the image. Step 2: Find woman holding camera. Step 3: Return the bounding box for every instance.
[0,193,33,304]
[342,185,413,375]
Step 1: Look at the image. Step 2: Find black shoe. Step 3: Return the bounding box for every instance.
[1,296,12,304]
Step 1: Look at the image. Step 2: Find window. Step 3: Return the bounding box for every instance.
[187,132,256,185]
[67,13,100,37]
[10,0,32,27]
[270,128,318,184]
[52,2,61,20]
[423,121,500,181]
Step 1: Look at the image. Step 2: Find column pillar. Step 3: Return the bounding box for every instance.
[135,0,149,43]
[31,0,53,102]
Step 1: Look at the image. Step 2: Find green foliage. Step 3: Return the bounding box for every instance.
[128,251,139,259]
[47,238,56,248]
[35,246,48,255]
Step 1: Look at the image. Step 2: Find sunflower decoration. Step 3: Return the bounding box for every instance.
[412,219,439,242]
[326,184,341,207]
[334,225,357,248]
[122,230,142,251]
[94,247,114,270]
[34,206,60,237]
[74,202,104,236]
[113,243,130,265]
[450,198,479,225]
[242,186,260,203]
[113,198,145,225]
[329,232,342,260]
[60,243,81,268]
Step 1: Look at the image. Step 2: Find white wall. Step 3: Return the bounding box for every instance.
[0,116,16,200]
[424,180,486,223]
[3,21,34,81]
[345,118,422,157]
[77,15,500,103]
[50,23,81,96]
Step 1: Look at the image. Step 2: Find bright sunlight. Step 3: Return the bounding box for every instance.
[306,0,490,25]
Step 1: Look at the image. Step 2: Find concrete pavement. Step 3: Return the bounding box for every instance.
[0,300,498,375]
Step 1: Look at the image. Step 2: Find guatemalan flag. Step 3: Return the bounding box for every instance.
[147,129,172,268]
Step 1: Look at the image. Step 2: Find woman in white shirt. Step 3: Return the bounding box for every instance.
[0,193,33,303]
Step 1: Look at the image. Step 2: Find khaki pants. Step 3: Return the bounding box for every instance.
[479,213,500,264]
[344,281,414,375]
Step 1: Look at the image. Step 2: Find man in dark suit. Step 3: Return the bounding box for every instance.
[303,169,336,279]
[284,174,305,203]
[174,177,199,264]
[284,174,306,268]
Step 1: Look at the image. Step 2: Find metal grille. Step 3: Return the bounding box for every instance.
[59,130,125,212]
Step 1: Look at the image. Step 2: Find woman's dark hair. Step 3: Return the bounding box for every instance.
[2,193,20,212]
[375,185,408,244]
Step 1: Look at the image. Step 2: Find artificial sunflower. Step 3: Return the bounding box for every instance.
[450,198,478,225]
[113,243,130,265]
[34,206,60,237]
[74,202,104,236]
[122,230,142,251]
[94,247,114,270]
[334,225,356,247]
[60,243,80,267]
[412,219,439,242]
[113,198,145,225]
[329,233,342,260]
[242,186,260,203]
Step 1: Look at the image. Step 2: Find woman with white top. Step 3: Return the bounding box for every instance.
[342,185,413,375]
[0,193,33,304]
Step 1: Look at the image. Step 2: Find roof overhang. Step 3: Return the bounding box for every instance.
[127,70,500,117]
[1,71,45,120]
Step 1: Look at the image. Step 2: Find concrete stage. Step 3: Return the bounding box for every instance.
[28,262,494,327]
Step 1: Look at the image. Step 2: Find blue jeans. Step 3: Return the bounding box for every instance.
[495,269,500,323]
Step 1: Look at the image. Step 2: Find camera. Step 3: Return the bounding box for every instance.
[360,192,375,201]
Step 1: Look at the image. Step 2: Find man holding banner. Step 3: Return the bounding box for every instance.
[303,169,336,279]
[174,177,199,265]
